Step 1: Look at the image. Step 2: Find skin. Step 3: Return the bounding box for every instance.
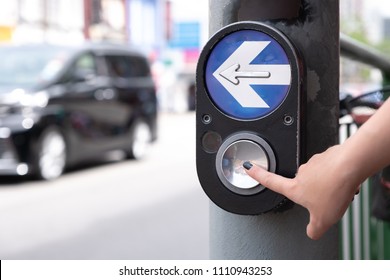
[245,98,390,240]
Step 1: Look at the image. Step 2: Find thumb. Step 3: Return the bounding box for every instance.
[243,161,294,198]
[306,216,328,240]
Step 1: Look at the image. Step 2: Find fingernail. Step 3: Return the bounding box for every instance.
[243,161,253,170]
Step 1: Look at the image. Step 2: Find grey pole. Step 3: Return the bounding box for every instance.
[209,0,340,259]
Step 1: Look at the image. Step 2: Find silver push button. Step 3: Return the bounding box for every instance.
[216,133,276,195]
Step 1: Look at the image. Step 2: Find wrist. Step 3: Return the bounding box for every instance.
[338,137,374,188]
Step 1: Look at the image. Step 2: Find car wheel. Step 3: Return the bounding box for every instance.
[34,127,67,180]
[128,120,152,160]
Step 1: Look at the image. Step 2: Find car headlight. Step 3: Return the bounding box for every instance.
[19,89,49,108]
[0,89,49,116]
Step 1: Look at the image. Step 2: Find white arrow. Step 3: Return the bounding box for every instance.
[220,64,271,85]
[213,41,291,108]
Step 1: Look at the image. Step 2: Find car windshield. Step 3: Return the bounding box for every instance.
[0,45,72,89]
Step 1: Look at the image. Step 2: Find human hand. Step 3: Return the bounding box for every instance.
[244,145,362,240]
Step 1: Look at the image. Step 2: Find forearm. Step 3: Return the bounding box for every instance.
[341,98,390,182]
[244,96,390,240]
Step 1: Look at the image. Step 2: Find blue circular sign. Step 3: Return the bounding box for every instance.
[205,29,292,120]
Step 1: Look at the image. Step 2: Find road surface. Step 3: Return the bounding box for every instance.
[0,112,210,259]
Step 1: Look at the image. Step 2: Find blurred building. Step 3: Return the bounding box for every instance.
[85,0,127,42]
[128,0,208,112]
[0,0,208,112]
[0,0,207,49]
[0,0,129,44]
[340,0,364,36]
[362,0,390,44]
[0,0,85,44]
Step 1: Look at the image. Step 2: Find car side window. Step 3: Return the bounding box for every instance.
[105,55,150,78]
[128,56,150,77]
[75,54,95,72]
[73,53,97,81]
[59,52,98,83]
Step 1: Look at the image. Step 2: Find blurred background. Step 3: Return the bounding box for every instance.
[0,0,209,113]
[341,0,390,94]
[0,0,390,259]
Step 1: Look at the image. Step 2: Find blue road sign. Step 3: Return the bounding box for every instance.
[205,29,292,120]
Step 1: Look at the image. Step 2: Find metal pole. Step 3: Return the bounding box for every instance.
[209,0,339,259]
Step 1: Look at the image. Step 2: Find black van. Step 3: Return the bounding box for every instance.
[0,43,158,180]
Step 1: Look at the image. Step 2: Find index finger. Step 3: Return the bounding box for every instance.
[243,161,295,197]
